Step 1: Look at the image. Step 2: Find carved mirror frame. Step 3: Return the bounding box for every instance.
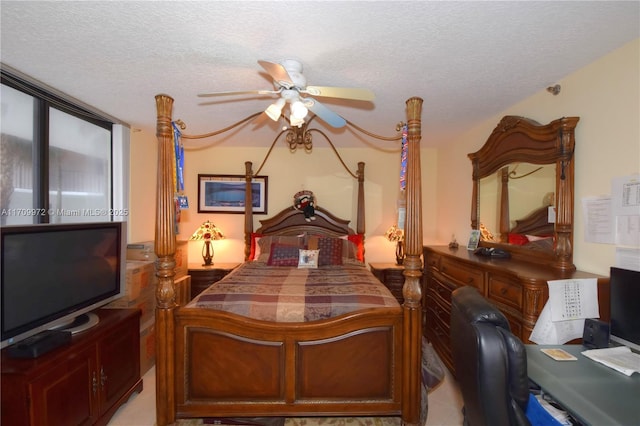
[468,116,579,271]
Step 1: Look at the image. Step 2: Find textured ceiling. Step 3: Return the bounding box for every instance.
[1,1,638,148]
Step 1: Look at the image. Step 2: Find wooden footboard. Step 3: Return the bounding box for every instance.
[174,307,403,419]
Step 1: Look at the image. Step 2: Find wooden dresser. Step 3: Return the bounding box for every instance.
[422,245,610,372]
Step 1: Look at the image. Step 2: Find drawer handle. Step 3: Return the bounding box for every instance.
[500,287,507,295]
[100,366,108,389]
[466,277,475,284]
[92,372,98,395]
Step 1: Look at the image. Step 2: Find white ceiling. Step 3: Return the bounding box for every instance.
[1,1,638,148]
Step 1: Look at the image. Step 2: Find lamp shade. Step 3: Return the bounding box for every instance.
[385,224,405,265]
[385,225,404,242]
[189,220,224,241]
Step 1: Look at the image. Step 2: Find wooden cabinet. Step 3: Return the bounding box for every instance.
[188,263,240,300]
[369,263,405,304]
[1,309,142,426]
[422,246,609,373]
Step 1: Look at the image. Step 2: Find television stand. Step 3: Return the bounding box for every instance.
[6,329,72,359]
[1,308,142,426]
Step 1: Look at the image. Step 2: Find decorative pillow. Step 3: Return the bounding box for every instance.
[307,236,343,266]
[346,233,365,262]
[267,243,301,266]
[298,249,319,269]
[338,234,365,262]
[257,235,303,262]
[249,232,263,260]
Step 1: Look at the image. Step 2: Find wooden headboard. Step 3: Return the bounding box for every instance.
[255,205,356,237]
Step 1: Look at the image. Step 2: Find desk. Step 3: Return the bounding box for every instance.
[526,345,640,426]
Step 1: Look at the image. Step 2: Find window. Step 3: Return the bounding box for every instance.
[1,70,127,225]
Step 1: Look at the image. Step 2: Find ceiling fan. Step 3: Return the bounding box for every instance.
[198,59,375,128]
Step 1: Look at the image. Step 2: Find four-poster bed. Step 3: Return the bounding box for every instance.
[153,95,424,425]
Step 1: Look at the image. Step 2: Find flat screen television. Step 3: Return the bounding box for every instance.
[609,266,640,352]
[1,221,126,349]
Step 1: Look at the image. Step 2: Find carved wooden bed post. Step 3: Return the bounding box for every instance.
[402,97,423,425]
[154,94,177,425]
[356,161,365,235]
[244,161,254,260]
[499,167,510,243]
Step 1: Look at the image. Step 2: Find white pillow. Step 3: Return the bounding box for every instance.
[298,249,319,269]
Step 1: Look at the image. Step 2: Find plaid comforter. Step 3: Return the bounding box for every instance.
[187,261,401,322]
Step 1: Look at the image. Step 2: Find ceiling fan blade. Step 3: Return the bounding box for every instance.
[303,86,375,101]
[258,60,294,88]
[198,89,278,98]
[304,97,347,128]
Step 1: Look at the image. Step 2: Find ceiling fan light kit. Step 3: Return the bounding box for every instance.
[198,59,375,130]
[290,100,308,120]
[265,98,286,121]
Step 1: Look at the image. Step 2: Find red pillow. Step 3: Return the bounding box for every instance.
[346,234,365,262]
[249,232,263,260]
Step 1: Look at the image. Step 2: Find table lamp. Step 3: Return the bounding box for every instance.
[385,224,405,265]
[189,220,224,266]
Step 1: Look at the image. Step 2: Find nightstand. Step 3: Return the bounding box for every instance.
[188,263,240,300]
[369,262,405,304]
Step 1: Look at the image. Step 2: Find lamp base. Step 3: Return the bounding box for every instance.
[202,240,214,266]
[395,241,404,265]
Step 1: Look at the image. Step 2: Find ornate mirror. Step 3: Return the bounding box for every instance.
[468,116,579,271]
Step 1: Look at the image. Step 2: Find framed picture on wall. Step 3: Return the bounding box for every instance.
[197,174,268,214]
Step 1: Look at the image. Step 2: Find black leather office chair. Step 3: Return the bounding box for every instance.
[450,286,531,426]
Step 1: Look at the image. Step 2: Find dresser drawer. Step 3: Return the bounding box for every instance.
[424,253,441,270]
[424,305,453,370]
[488,274,523,311]
[426,294,451,331]
[427,274,456,306]
[439,258,485,291]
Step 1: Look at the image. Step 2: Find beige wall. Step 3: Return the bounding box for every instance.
[129,132,438,264]
[435,38,640,275]
[129,38,638,274]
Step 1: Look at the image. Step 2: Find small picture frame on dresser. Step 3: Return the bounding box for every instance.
[467,230,480,250]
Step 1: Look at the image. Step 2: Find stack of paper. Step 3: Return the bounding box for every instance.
[582,346,640,376]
